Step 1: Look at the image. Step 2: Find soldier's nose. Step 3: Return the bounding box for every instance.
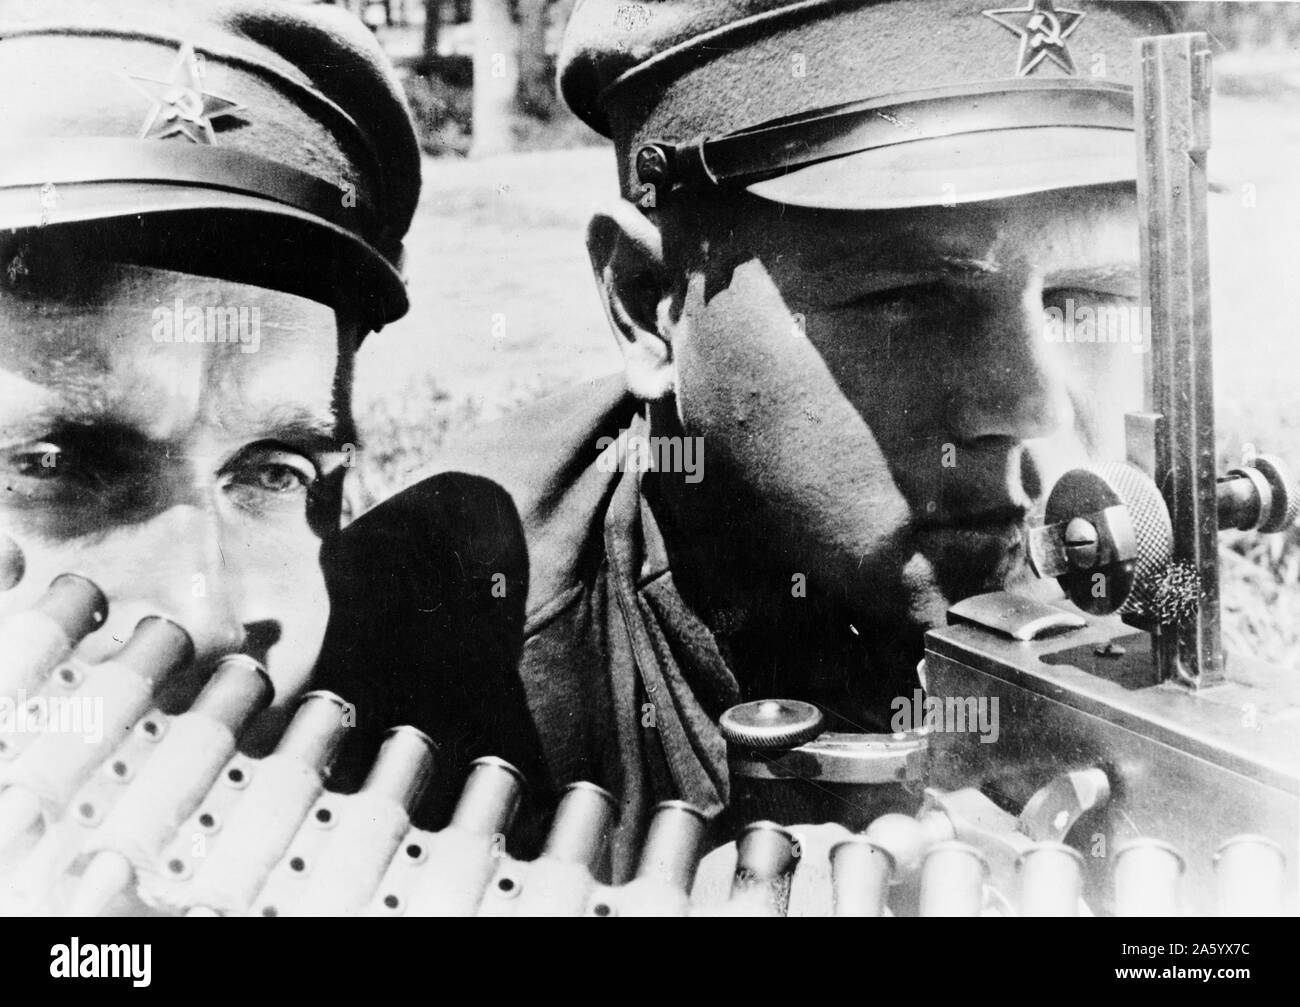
[83,503,247,669]
[949,299,1071,445]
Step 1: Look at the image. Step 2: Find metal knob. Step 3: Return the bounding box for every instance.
[1220,454,1299,534]
[719,699,824,749]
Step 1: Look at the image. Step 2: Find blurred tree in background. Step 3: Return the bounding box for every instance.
[326,0,595,156]
[516,0,554,118]
[469,0,517,157]
[1186,1,1300,49]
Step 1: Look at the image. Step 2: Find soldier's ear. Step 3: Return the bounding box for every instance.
[586,201,676,401]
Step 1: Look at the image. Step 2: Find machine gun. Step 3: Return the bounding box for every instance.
[719,32,1298,916]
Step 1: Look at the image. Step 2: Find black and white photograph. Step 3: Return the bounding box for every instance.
[0,0,1296,963]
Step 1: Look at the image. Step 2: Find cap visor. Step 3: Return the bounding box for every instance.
[745,126,1140,210]
[0,182,407,328]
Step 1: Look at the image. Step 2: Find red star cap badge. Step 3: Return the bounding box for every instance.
[982,0,1087,77]
[127,43,245,144]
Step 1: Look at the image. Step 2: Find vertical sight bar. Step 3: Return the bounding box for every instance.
[1136,33,1221,686]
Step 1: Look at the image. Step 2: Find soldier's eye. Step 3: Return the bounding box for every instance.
[1,429,162,528]
[2,440,104,499]
[222,445,318,500]
[251,463,308,493]
[1042,287,1135,309]
[9,442,66,479]
[869,283,942,310]
[824,281,950,313]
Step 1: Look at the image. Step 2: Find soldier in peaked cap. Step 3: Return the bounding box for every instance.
[0,0,450,750]
[336,0,1186,874]
[0,0,547,827]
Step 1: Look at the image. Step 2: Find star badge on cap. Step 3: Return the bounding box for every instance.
[983,0,1086,77]
[127,43,245,144]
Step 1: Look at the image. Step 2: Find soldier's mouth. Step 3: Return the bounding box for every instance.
[937,500,1025,517]
[914,504,1029,537]
[911,508,1029,592]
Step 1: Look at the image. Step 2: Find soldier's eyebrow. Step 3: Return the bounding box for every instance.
[243,406,342,454]
[862,255,1001,279]
[802,238,1003,278]
[794,252,1003,298]
[0,384,113,442]
[1,402,339,451]
[933,253,1002,276]
[804,241,1140,295]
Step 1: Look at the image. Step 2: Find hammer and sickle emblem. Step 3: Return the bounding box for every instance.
[163,86,207,125]
[127,43,245,145]
[1025,10,1063,50]
[983,2,1086,76]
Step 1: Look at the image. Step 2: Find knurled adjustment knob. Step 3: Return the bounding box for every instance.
[1251,454,1299,533]
[720,699,824,749]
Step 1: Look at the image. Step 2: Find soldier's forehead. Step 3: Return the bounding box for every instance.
[0,269,340,444]
[719,186,1139,277]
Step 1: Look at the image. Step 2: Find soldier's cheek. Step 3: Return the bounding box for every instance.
[671,259,915,579]
[673,258,863,432]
